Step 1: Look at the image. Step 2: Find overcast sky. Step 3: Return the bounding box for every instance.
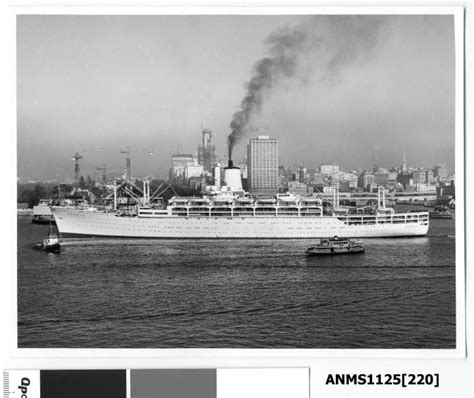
[17,15,455,181]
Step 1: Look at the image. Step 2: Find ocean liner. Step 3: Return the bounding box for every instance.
[51,164,429,239]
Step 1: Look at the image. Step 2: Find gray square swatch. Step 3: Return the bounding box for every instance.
[131,369,216,398]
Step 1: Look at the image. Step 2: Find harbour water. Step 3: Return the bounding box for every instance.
[17,211,456,348]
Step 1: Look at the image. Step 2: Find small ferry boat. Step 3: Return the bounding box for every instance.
[306,236,365,255]
[429,206,453,219]
[34,223,60,253]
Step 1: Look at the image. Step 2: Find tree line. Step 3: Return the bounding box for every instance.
[17,182,74,208]
[18,177,200,208]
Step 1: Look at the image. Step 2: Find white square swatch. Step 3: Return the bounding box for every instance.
[217,368,309,398]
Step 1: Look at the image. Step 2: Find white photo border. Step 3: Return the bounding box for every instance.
[7,5,467,362]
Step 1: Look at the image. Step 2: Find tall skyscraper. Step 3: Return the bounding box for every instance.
[247,135,279,195]
[197,127,217,172]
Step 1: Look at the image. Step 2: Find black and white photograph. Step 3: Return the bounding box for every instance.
[16,12,462,350]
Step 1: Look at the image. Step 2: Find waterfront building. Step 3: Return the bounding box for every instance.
[312,172,324,185]
[425,169,435,184]
[237,161,248,191]
[341,172,358,188]
[367,183,378,193]
[278,166,289,192]
[278,165,287,178]
[288,181,308,195]
[397,172,414,189]
[339,180,351,192]
[185,162,204,180]
[323,186,339,194]
[434,164,448,181]
[235,158,248,180]
[212,166,221,188]
[412,170,426,184]
[170,153,194,181]
[386,180,401,191]
[188,176,205,191]
[308,183,324,194]
[365,174,375,188]
[320,163,340,175]
[374,169,390,187]
[298,165,306,183]
[416,183,437,192]
[436,180,455,198]
[279,179,289,193]
[326,176,340,189]
[358,172,375,189]
[388,170,398,181]
[247,135,279,195]
[306,168,317,183]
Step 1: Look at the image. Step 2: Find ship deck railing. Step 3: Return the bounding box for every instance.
[138,205,428,224]
[338,213,429,226]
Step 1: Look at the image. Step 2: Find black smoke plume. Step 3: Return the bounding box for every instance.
[227,16,385,160]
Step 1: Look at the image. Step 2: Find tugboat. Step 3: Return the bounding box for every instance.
[34,221,60,253]
[429,206,453,219]
[306,236,365,255]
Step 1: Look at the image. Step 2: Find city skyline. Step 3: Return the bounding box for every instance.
[17,137,453,184]
[17,135,453,184]
[17,15,455,181]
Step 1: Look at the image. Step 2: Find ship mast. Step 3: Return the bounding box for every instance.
[142,179,150,206]
[113,180,117,210]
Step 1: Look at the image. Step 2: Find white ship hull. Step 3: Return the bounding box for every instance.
[52,207,429,238]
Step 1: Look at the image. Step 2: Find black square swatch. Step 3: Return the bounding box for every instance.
[41,370,126,398]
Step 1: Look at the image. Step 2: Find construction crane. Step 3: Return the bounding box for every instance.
[94,163,123,184]
[71,152,83,185]
[119,147,155,182]
[82,147,154,182]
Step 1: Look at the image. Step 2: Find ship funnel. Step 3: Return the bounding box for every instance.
[224,161,242,191]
